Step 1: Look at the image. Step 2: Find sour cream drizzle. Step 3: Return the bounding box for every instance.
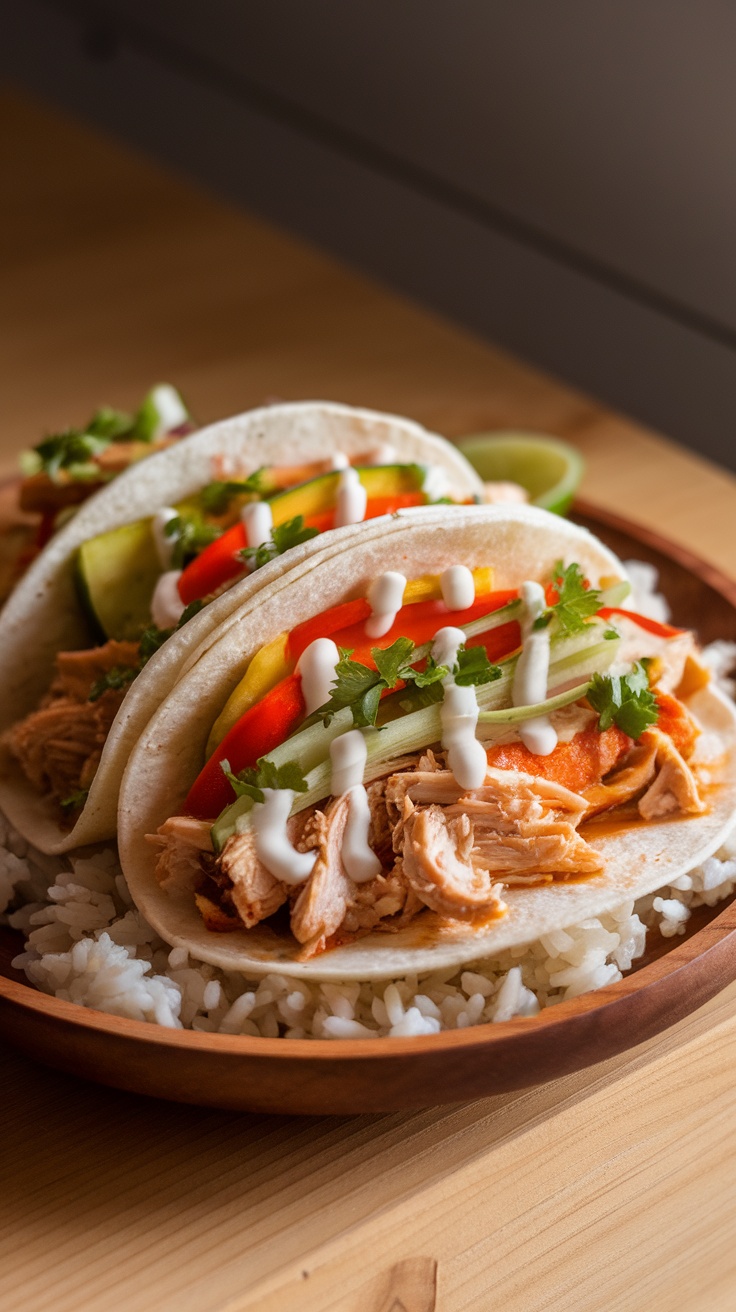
[252,789,317,885]
[365,571,406,638]
[512,580,557,756]
[422,465,450,502]
[432,626,488,790]
[440,565,476,611]
[297,638,340,715]
[150,569,186,628]
[334,466,367,528]
[329,730,381,883]
[241,501,273,560]
[151,507,179,570]
[329,452,349,470]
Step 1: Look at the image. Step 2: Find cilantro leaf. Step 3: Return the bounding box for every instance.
[60,787,90,812]
[200,470,269,514]
[313,648,384,727]
[409,654,449,688]
[88,665,138,702]
[164,512,222,569]
[89,600,204,701]
[220,756,310,803]
[85,406,135,441]
[538,561,602,637]
[32,430,111,482]
[372,637,416,687]
[239,514,319,571]
[454,646,502,687]
[586,663,659,738]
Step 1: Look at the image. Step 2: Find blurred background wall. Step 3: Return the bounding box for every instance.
[3,0,736,468]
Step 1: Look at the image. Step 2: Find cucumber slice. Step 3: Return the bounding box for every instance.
[76,519,161,641]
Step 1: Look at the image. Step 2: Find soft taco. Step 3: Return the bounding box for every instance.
[117,504,736,981]
[0,401,484,854]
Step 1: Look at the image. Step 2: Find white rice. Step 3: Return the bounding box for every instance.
[2,573,736,1041]
[3,814,736,1040]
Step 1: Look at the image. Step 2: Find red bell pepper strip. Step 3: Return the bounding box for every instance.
[288,599,372,662]
[302,491,426,535]
[322,589,519,668]
[186,672,306,819]
[178,521,246,606]
[188,589,519,817]
[597,607,683,639]
[177,492,431,606]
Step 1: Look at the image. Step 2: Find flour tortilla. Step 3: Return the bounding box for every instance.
[113,503,727,984]
[0,401,483,854]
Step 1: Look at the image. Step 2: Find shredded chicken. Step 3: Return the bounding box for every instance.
[155,679,710,954]
[290,800,357,956]
[401,802,504,917]
[221,829,290,928]
[149,815,213,893]
[389,766,601,888]
[637,729,705,819]
[5,639,140,807]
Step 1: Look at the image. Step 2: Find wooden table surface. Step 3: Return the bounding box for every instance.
[3,88,736,1312]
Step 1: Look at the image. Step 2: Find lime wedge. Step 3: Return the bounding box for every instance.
[457,432,584,516]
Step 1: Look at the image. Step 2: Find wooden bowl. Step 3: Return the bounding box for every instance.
[1,501,736,1115]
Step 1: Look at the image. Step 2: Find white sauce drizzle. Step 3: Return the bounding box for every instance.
[440,565,476,611]
[329,731,381,883]
[432,626,488,790]
[252,789,317,886]
[241,500,273,548]
[365,571,406,638]
[329,452,349,470]
[512,580,557,756]
[422,465,450,502]
[151,507,179,570]
[297,638,340,715]
[150,570,186,628]
[334,467,367,528]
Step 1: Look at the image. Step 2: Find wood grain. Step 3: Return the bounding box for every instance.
[3,88,736,1311]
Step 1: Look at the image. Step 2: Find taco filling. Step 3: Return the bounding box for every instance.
[150,560,710,959]
[10,385,195,586]
[4,452,476,820]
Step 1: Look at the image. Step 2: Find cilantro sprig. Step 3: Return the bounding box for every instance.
[60,787,90,812]
[200,470,269,514]
[310,636,501,729]
[535,561,602,637]
[164,513,223,569]
[87,601,204,702]
[22,388,191,482]
[239,515,319,571]
[587,662,659,739]
[220,756,310,803]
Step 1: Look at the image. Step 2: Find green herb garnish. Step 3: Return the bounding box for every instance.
[220,756,310,803]
[88,665,138,702]
[586,662,659,738]
[164,513,223,569]
[200,470,269,514]
[87,601,204,702]
[311,637,500,728]
[238,514,319,571]
[60,788,90,812]
[23,388,191,481]
[534,561,601,637]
